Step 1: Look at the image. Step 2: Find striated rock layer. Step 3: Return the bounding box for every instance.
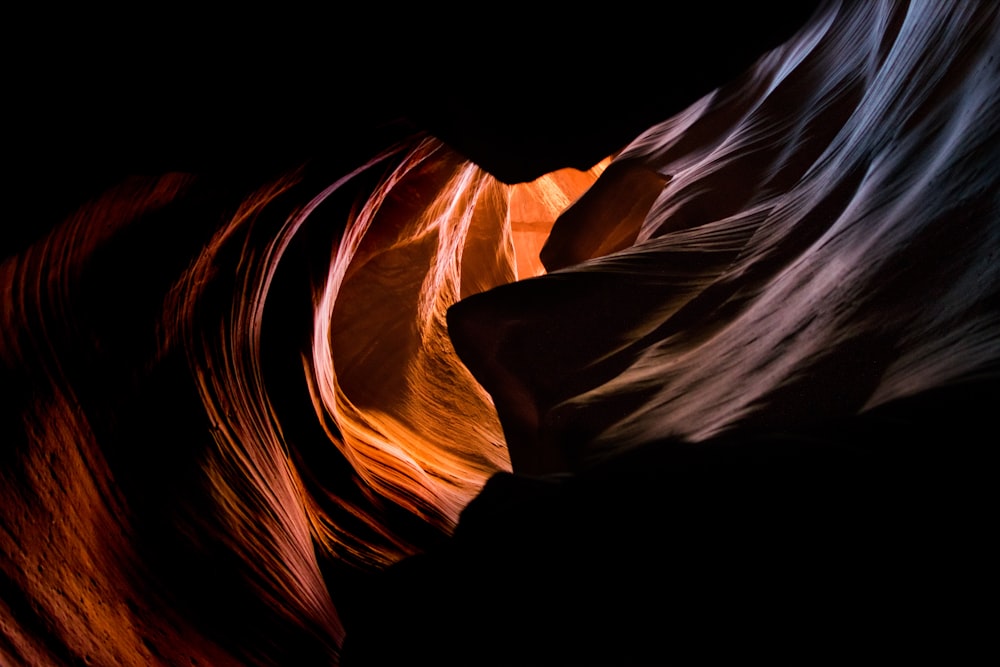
[0,131,606,665]
[451,0,1000,473]
[2,1,998,665]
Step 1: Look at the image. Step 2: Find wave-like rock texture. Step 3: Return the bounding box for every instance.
[0,131,605,665]
[451,0,1000,473]
[2,1,998,666]
[358,3,998,663]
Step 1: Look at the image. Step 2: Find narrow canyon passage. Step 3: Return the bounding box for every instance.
[2,1,998,665]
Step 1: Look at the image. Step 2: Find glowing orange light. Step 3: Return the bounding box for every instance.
[306,138,610,542]
[509,157,611,280]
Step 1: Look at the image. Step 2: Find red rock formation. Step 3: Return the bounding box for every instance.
[3,1,996,665]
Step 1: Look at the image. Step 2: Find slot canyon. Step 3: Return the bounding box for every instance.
[3,2,998,665]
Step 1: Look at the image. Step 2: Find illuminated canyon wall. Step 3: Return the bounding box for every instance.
[2,1,998,665]
[452,0,1000,472]
[0,131,607,665]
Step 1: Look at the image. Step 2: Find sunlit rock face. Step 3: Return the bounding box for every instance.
[451,0,1000,474]
[2,1,998,665]
[0,133,604,664]
[308,139,606,532]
